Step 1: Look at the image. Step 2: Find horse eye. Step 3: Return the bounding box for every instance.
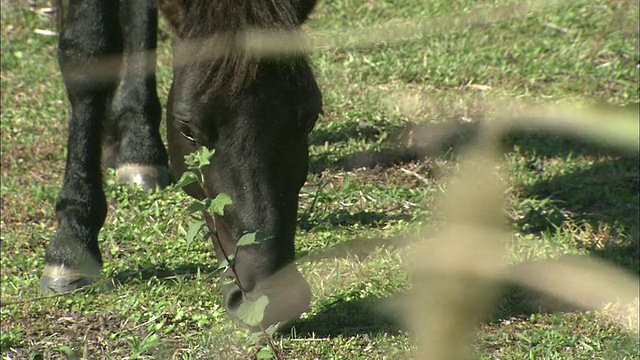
[177,121,196,144]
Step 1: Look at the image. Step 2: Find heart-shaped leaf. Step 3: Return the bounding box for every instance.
[237,295,269,327]
[216,254,235,271]
[209,193,232,216]
[173,171,198,190]
[186,220,205,245]
[187,198,210,213]
[236,231,270,247]
[184,146,215,169]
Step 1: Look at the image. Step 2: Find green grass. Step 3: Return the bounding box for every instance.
[1,0,639,359]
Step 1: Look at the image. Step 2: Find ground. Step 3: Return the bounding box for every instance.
[1,0,639,359]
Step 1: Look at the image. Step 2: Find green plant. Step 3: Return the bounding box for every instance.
[0,325,22,350]
[173,146,281,359]
[128,333,162,358]
[515,197,566,232]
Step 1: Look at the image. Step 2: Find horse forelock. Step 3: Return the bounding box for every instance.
[183,0,299,35]
[174,0,306,97]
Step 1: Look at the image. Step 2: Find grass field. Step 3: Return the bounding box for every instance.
[1,0,639,359]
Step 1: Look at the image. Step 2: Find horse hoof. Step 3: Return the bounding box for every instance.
[116,164,169,190]
[41,264,100,293]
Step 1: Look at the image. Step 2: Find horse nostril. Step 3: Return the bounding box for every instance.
[224,283,244,313]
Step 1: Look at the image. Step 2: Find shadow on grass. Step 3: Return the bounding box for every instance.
[309,117,637,270]
[491,254,639,321]
[290,294,407,337]
[309,120,480,173]
[507,131,639,272]
[111,263,221,285]
[309,120,392,147]
[289,290,543,338]
[289,275,599,338]
[502,127,638,159]
[310,115,635,171]
[300,232,418,263]
[491,283,579,320]
[299,209,413,231]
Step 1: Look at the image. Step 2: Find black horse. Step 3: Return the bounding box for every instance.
[42,0,322,327]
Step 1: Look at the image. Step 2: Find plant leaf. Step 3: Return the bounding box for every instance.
[197,147,215,168]
[246,330,264,343]
[173,171,198,190]
[265,323,280,336]
[186,220,205,245]
[216,254,235,271]
[236,231,270,247]
[222,277,236,286]
[237,295,269,327]
[209,193,232,216]
[256,347,275,359]
[56,347,79,360]
[141,333,162,349]
[185,146,216,169]
[187,198,210,213]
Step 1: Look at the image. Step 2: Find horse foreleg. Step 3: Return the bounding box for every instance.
[42,0,122,292]
[109,0,168,189]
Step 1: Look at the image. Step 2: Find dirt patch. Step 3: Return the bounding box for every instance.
[2,302,183,359]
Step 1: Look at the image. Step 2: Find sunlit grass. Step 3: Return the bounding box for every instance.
[1,0,638,358]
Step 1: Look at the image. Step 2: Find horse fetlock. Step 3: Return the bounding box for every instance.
[41,263,101,293]
[116,164,169,190]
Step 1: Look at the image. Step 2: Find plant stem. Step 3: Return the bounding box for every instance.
[196,167,282,360]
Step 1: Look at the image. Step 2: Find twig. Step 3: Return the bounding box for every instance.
[34,28,57,36]
[0,287,82,307]
[400,167,430,186]
[543,22,576,34]
[132,311,166,330]
[264,330,282,360]
[159,273,196,280]
[288,338,328,342]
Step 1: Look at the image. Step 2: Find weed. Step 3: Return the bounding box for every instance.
[172,147,281,359]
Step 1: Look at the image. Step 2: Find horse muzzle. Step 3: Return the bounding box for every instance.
[221,263,312,329]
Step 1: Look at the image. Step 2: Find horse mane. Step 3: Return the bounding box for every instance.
[160,0,315,97]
